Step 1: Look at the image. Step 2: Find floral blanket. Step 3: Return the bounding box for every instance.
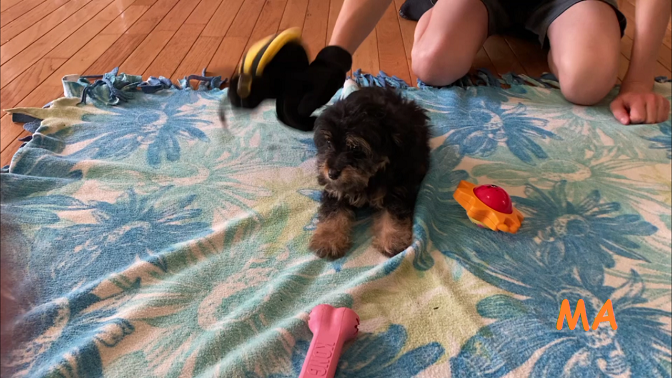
[1,72,670,378]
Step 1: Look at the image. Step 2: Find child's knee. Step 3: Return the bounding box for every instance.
[557,57,618,106]
[411,45,471,86]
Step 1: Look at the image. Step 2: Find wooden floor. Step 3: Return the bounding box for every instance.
[1,0,670,166]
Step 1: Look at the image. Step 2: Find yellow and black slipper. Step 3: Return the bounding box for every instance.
[235,27,303,100]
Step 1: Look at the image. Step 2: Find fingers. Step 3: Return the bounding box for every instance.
[645,94,658,124]
[629,97,647,124]
[298,82,340,117]
[641,94,670,124]
[656,95,671,123]
[611,92,670,125]
[297,92,323,117]
[610,97,630,125]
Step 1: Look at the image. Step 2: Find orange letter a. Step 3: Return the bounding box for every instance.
[592,299,618,330]
[556,299,590,331]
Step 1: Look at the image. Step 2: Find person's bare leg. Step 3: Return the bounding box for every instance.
[329,0,394,54]
[547,0,621,105]
[411,0,489,86]
[413,8,433,44]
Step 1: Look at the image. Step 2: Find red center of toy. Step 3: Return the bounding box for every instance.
[473,185,513,214]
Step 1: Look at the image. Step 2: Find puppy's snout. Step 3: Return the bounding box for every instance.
[328,169,341,180]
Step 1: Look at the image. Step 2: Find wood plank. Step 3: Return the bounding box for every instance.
[352,29,379,75]
[302,0,329,60]
[504,36,549,77]
[393,0,417,85]
[0,0,94,62]
[171,35,222,81]
[620,33,633,58]
[46,0,139,59]
[483,35,527,76]
[125,0,179,35]
[84,33,147,74]
[624,14,634,39]
[245,0,289,48]
[200,0,247,37]
[658,44,671,71]
[375,2,410,83]
[184,0,223,26]
[225,0,266,38]
[0,115,24,155]
[472,47,497,75]
[207,36,248,80]
[154,0,203,32]
[655,61,671,78]
[88,0,183,73]
[618,0,635,20]
[1,0,47,27]
[279,0,308,30]
[1,0,71,45]
[143,23,207,78]
[1,131,31,167]
[120,31,177,74]
[121,0,205,73]
[0,0,23,12]
[1,0,116,87]
[50,33,131,79]
[664,24,672,50]
[101,3,151,34]
[618,54,629,80]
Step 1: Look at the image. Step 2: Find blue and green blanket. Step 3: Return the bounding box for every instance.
[1,70,670,377]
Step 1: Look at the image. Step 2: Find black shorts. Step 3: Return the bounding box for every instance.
[482,0,627,46]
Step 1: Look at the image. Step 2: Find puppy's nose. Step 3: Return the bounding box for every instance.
[328,169,341,180]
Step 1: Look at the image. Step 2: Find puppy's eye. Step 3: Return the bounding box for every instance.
[325,140,332,148]
[348,144,365,157]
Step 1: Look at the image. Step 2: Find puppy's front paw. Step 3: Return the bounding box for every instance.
[373,211,412,257]
[309,212,353,259]
[310,227,351,259]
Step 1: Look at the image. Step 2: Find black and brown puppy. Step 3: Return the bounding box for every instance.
[310,86,431,259]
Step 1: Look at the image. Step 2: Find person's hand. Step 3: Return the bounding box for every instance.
[297,46,353,117]
[610,81,670,125]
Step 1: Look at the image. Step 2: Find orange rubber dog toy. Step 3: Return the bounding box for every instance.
[453,180,524,234]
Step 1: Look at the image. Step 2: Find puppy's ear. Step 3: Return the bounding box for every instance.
[386,94,429,150]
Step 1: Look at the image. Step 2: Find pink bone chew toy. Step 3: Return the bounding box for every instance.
[298,304,359,378]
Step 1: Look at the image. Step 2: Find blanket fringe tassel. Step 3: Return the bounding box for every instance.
[349,68,672,90]
[2,67,669,173]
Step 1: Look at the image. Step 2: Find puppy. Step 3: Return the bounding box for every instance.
[309,86,430,259]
